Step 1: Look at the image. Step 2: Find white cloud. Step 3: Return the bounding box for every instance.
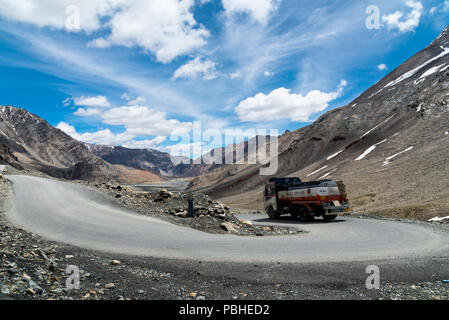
[60,122,212,156]
[121,93,131,101]
[56,122,78,137]
[122,136,167,149]
[90,0,209,63]
[62,97,72,106]
[57,121,168,148]
[57,122,134,146]
[127,96,146,105]
[264,71,274,77]
[235,80,347,122]
[382,1,423,33]
[173,57,219,80]
[230,71,242,79]
[377,64,388,71]
[0,0,112,32]
[428,1,449,15]
[74,95,111,108]
[159,141,211,159]
[67,94,193,147]
[101,105,192,136]
[222,0,280,24]
[0,0,209,63]
[73,108,102,117]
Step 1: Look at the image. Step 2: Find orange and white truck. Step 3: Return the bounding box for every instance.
[264,178,351,222]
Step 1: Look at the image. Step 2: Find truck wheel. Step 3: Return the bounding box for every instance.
[268,206,280,219]
[290,210,299,219]
[324,215,337,222]
[297,206,309,222]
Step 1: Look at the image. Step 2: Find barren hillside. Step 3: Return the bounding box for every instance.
[189,26,449,219]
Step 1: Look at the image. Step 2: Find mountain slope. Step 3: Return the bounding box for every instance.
[0,141,22,169]
[86,136,280,179]
[189,26,449,218]
[0,106,117,181]
[86,144,177,176]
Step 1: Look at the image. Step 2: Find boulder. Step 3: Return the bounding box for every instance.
[175,211,188,218]
[105,283,115,289]
[220,222,238,234]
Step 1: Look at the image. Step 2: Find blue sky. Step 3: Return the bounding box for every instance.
[0,0,448,157]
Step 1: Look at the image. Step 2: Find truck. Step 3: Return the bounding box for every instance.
[264,177,351,222]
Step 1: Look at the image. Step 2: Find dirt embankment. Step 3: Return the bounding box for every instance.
[77,180,302,237]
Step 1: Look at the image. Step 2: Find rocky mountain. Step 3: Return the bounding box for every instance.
[86,143,177,176]
[0,142,22,169]
[189,25,449,219]
[0,106,117,181]
[171,135,272,178]
[86,136,274,178]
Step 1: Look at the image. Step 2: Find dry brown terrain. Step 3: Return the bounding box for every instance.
[113,164,165,184]
[187,26,449,221]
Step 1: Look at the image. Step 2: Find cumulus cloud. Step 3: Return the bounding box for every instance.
[382,1,423,33]
[122,136,167,149]
[222,0,280,24]
[90,0,209,63]
[377,64,388,71]
[101,105,192,136]
[73,108,102,117]
[127,96,146,105]
[0,0,111,32]
[57,121,171,149]
[121,93,131,101]
[173,57,219,80]
[56,122,134,146]
[235,80,347,122]
[159,141,211,160]
[74,95,111,108]
[64,94,192,148]
[0,0,209,63]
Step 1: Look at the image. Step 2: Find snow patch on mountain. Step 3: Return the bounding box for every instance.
[414,78,425,86]
[355,139,387,161]
[319,168,337,180]
[327,150,344,160]
[385,47,449,89]
[420,64,447,79]
[307,165,328,177]
[361,115,395,138]
[382,146,414,166]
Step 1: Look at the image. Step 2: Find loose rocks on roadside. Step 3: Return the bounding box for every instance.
[2,176,449,301]
[78,181,303,237]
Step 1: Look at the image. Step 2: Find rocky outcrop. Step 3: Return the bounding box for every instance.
[0,106,117,181]
[0,142,22,169]
[86,144,177,176]
[82,180,302,236]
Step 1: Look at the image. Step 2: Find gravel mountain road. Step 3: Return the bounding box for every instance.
[5,175,449,264]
